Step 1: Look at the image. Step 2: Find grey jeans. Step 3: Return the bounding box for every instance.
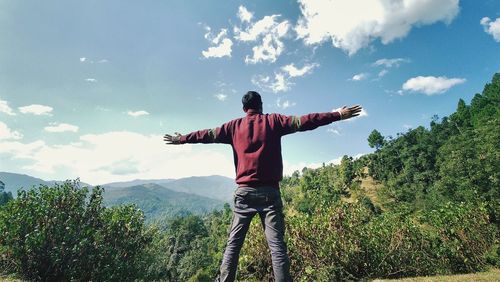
[218,186,292,282]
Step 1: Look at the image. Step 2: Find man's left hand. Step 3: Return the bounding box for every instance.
[164,132,182,145]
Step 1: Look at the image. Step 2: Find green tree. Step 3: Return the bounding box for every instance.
[368,129,385,150]
[0,181,13,206]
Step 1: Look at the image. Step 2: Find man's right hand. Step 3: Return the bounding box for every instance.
[163,132,182,145]
[338,105,363,120]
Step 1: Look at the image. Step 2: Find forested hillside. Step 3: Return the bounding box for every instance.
[0,74,497,281]
[366,72,499,219]
[103,183,225,220]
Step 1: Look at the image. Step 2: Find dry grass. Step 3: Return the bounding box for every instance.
[0,277,22,282]
[372,268,500,282]
[358,167,387,208]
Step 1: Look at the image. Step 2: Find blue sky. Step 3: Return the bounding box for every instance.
[0,0,499,185]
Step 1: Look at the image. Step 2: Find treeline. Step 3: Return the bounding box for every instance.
[0,74,498,281]
[367,72,499,219]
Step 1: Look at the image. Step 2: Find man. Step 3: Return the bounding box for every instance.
[164,91,362,282]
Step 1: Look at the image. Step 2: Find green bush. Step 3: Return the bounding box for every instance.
[234,200,496,281]
[0,180,154,281]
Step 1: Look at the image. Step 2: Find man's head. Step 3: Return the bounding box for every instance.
[242,91,263,113]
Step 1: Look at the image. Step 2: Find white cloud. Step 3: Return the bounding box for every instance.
[0,121,22,140]
[271,73,290,92]
[295,0,460,55]
[98,59,108,63]
[372,58,409,79]
[18,104,53,115]
[252,73,292,93]
[214,93,228,101]
[234,10,290,64]
[202,38,233,58]
[251,75,271,90]
[244,30,288,64]
[127,110,149,117]
[44,123,79,133]
[252,62,318,93]
[327,128,341,135]
[276,98,296,109]
[350,73,368,81]
[282,63,319,77]
[373,58,410,68]
[80,57,86,62]
[212,29,228,45]
[202,28,233,58]
[0,131,235,185]
[237,5,253,23]
[378,69,389,77]
[480,17,500,42]
[0,98,16,116]
[235,15,282,42]
[402,76,466,95]
[85,78,97,82]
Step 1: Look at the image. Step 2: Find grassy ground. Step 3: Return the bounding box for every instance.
[2,269,498,281]
[373,268,500,282]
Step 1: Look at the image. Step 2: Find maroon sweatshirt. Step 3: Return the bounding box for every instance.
[179,109,342,188]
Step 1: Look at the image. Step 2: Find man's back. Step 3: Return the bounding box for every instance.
[230,110,288,188]
[179,108,342,188]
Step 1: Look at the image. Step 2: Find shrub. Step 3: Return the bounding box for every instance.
[235,201,496,281]
[0,180,154,281]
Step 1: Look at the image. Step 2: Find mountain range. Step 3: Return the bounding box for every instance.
[0,172,236,220]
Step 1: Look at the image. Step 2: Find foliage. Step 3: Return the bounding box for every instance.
[0,180,154,281]
[368,129,385,150]
[367,73,499,218]
[0,181,13,206]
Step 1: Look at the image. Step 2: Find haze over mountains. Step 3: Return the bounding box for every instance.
[0,172,236,220]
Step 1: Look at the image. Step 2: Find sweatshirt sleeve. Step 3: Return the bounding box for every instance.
[274,112,342,136]
[179,122,233,144]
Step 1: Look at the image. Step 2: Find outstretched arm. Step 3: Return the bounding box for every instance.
[164,123,232,145]
[278,104,363,135]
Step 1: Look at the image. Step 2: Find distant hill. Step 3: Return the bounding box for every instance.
[102,175,236,203]
[102,183,224,220]
[102,178,175,188]
[0,172,93,196]
[0,172,56,195]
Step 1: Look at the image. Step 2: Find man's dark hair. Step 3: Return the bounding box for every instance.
[242,91,262,110]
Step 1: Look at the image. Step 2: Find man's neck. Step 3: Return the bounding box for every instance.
[246,109,262,115]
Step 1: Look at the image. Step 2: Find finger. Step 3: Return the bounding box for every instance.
[174,132,182,136]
